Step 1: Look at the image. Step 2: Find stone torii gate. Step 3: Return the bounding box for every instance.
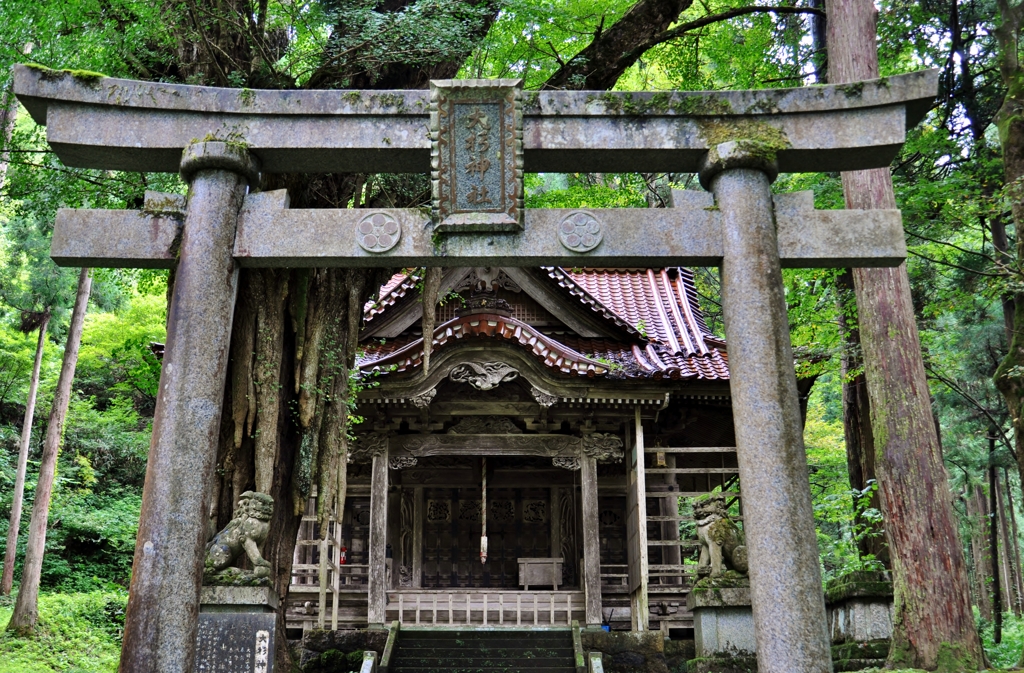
[13,64,937,673]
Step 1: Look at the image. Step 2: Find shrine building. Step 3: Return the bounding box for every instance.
[287,265,740,637]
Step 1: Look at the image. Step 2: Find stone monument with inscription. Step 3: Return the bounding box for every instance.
[195,586,277,673]
[195,495,278,672]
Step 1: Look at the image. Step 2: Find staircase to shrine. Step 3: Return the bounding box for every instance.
[386,628,577,673]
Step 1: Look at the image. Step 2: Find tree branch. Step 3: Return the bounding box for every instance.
[904,228,999,265]
[650,5,824,50]
[925,362,1015,458]
[543,0,693,90]
[907,248,1006,278]
[543,2,824,91]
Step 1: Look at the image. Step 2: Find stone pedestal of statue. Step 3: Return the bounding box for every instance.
[825,571,894,672]
[194,586,280,673]
[685,577,756,673]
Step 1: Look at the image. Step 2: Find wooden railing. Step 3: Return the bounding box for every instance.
[385,590,584,627]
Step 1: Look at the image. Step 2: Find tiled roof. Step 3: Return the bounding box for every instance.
[358,267,729,382]
[364,271,419,323]
[553,268,723,356]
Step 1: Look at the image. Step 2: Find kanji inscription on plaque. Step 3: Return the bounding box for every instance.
[430,79,523,232]
[194,613,276,673]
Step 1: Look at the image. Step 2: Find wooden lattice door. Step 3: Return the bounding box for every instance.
[422,487,551,588]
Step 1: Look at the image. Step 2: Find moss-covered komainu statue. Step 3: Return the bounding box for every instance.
[694,493,748,577]
[203,491,274,585]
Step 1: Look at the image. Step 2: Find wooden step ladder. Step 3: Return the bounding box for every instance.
[623,404,741,633]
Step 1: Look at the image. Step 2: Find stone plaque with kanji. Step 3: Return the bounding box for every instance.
[194,613,276,673]
[430,79,523,232]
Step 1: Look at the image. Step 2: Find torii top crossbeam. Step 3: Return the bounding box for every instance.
[13,63,938,673]
[15,64,934,175]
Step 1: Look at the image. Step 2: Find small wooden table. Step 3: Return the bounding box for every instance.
[518,557,563,590]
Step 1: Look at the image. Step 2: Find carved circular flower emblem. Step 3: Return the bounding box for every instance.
[357,212,401,253]
[558,211,602,252]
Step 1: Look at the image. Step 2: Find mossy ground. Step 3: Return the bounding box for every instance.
[0,591,126,673]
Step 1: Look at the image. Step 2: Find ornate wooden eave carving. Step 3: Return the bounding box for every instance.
[447,416,522,434]
[581,432,625,463]
[448,361,520,390]
[364,312,612,377]
[349,431,388,463]
[359,344,588,403]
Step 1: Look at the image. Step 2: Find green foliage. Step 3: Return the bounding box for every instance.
[61,395,152,492]
[75,292,167,411]
[0,289,157,594]
[0,591,125,672]
[40,490,142,591]
[460,0,637,86]
[525,173,649,209]
[978,610,1024,668]
[804,376,885,582]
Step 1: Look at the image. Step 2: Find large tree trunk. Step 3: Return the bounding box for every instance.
[992,458,1004,641]
[0,43,32,192]
[968,485,994,620]
[7,269,92,633]
[0,85,17,193]
[1,313,49,595]
[1004,469,1024,614]
[997,474,1019,616]
[991,1,1024,663]
[826,0,986,668]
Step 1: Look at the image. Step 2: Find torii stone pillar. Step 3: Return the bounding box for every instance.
[120,142,258,673]
[701,142,830,672]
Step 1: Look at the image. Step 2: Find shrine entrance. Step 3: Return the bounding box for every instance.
[386,467,589,628]
[419,484,564,590]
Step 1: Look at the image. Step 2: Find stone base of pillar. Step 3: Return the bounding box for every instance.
[195,586,279,672]
[685,581,755,673]
[825,571,893,672]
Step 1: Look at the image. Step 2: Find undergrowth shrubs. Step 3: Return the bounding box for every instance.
[0,591,126,672]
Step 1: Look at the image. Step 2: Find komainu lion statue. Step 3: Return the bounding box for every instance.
[694,493,748,577]
[203,491,274,585]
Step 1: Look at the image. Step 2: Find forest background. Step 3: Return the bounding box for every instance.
[0,0,1016,670]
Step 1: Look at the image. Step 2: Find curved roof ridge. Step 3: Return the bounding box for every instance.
[364,270,419,322]
[672,269,709,355]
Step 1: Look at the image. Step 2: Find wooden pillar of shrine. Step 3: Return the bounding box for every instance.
[581,452,602,627]
[627,406,650,631]
[412,487,424,588]
[367,444,389,625]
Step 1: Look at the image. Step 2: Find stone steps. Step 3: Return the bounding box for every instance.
[388,628,577,673]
